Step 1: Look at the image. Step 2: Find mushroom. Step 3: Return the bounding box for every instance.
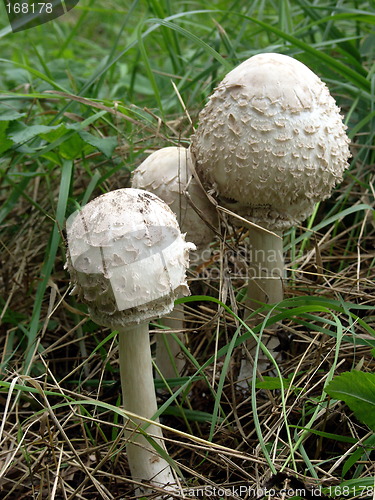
[66,188,195,497]
[132,146,217,379]
[190,52,351,386]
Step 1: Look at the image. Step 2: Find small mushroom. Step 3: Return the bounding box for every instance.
[132,147,216,251]
[190,53,351,387]
[132,146,217,379]
[66,188,195,498]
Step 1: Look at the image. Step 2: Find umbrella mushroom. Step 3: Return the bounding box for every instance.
[132,146,217,379]
[190,52,351,387]
[66,188,195,497]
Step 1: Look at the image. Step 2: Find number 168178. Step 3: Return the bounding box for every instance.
[6,3,53,14]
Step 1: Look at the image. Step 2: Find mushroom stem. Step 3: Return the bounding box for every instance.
[155,304,185,381]
[245,230,284,310]
[118,323,176,497]
[238,230,283,388]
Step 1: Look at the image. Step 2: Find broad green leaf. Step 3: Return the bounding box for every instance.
[8,123,60,144]
[66,111,108,130]
[40,151,62,166]
[39,123,67,142]
[0,138,13,155]
[0,121,9,134]
[59,133,86,160]
[326,371,375,431]
[78,130,117,158]
[0,121,13,154]
[0,109,26,121]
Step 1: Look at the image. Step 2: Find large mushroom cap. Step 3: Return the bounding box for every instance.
[131,146,217,251]
[191,52,351,230]
[66,188,195,328]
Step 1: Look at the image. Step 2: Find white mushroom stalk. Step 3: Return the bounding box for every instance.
[237,229,284,385]
[191,52,351,387]
[132,146,217,380]
[66,188,195,498]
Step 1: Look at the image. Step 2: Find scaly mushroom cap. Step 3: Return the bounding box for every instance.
[190,53,351,230]
[66,188,195,328]
[131,146,217,250]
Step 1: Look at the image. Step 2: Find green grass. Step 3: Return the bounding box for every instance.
[0,0,374,498]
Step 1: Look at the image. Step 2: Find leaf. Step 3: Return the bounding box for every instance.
[78,130,117,158]
[59,133,85,160]
[39,123,67,142]
[326,371,375,431]
[0,121,13,154]
[0,138,13,155]
[66,110,108,130]
[0,121,9,134]
[0,109,26,121]
[8,123,60,144]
